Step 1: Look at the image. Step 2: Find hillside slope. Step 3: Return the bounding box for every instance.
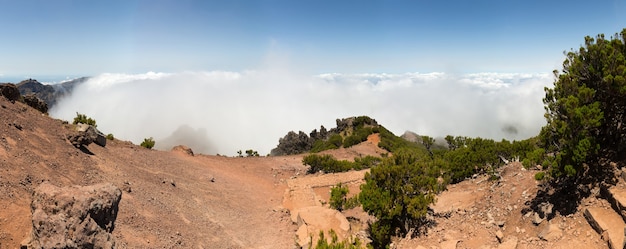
[0,96,302,248]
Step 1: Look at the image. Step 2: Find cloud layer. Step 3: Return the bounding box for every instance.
[50,70,553,155]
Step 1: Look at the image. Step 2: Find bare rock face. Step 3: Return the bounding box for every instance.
[293,206,351,248]
[0,83,21,102]
[23,94,48,114]
[21,182,122,249]
[172,145,194,156]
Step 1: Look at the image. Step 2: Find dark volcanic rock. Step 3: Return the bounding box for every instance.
[21,182,122,249]
[17,77,89,108]
[0,83,21,102]
[270,131,314,156]
[67,123,106,148]
[23,94,48,114]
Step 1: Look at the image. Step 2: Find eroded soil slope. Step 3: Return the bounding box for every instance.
[0,97,305,248]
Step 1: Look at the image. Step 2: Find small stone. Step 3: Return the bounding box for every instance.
[538,222,563,241]
[532,212,544,225]
[497,221,505,227]
[496,230,504,243]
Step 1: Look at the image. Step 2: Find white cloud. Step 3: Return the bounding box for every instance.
[50,69,552,155]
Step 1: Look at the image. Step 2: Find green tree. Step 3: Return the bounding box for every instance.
[541,29,626,178]
[140,137,155,149]
[359,150,442,248]
[421,135,435,158]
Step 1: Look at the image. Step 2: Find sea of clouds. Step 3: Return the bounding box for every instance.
[49,70,553,155]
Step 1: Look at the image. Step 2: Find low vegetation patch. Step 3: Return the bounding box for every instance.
[140,137,155,149]
[313,230,362,249]
[329,183,359,211]
[303,154,382,174]
[73,112,97,127]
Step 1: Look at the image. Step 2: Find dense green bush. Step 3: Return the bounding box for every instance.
[329,183,349,211]
[245,149,259,157]
[359,149,443,248]
[377,126,422,153]
[312,134,344,152]
[73,112,97,127]
[140,137,155,149]
[342,127,374,148]
[535,172,546,181]
[303,154,382,174]
[541,29,626,178]
[106,133,114,140]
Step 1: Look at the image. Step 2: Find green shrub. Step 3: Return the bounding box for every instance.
[311,134,343,152]
[535,172,546,181]
[377,126,422,153]
[245,149,259,157]
[303,154,352,174]
[313,229,362,249]
[344,196,360,210]
[342,127,373,148]
[106,133,114,140]
[140,137,155,149]
[73,112,97,127]
[329,183,349,211]
[359,150,443,248]
[303,154,381,174]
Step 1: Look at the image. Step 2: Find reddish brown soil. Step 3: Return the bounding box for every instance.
[0,96,613,249]
[0,97,302,248]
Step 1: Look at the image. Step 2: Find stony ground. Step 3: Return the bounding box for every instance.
[0,95,619,249]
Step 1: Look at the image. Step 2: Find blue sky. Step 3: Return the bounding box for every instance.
[0,0,625,80]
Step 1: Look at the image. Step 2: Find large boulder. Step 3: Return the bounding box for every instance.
[21,182,122,249]
[68,123,106,148]
[0,83,21,102]
[172,145,194,156]
[293,206,351,248]
[23,94,48,114]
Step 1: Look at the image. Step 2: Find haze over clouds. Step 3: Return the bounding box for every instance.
[50,69,552,155]
[5,1,617,156]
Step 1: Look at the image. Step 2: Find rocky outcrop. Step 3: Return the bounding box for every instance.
[0,83,21,102]
[584,207,625,249]
[271,116,381,156]
[21,182,122,249]
[67,123,106,148]
[172,145,194,156]
[23,94,48,114]
[270,131,314,156]
[17,77,89,108]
